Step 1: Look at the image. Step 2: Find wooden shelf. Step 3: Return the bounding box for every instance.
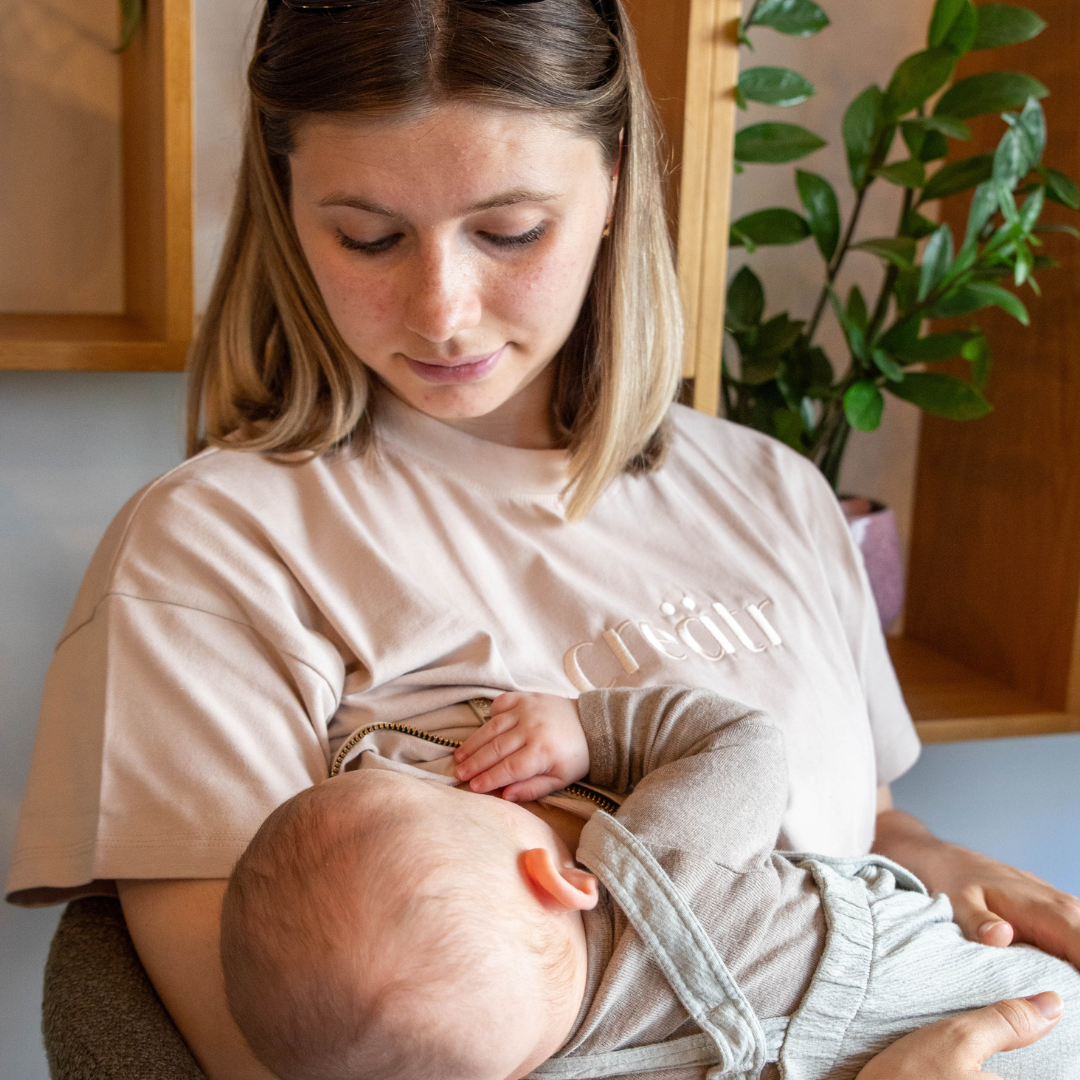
[889,638,1080,744]
[0,0,192,372]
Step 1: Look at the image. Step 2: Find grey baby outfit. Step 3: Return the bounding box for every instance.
[529,687,1080,1080]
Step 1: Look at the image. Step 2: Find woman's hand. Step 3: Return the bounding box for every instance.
[874,808,1080,967]
[454,691,589,802]
[855,993,1063,1080]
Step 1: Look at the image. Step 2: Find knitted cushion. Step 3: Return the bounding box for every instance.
[42,898,206,1080]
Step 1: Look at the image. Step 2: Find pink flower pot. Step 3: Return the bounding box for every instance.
[840,497,906,630]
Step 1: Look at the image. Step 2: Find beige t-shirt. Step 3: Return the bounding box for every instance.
[6,395,919,905]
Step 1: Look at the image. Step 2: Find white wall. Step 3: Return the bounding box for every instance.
[2,2,1080,1076]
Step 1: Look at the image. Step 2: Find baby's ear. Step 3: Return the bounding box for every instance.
[522,848,598,912]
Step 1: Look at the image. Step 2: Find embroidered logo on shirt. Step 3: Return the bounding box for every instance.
[564,595,782,691]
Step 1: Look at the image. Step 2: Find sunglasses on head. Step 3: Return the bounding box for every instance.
[269,0,618,28]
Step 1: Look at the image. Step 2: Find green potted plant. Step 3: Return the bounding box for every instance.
[726,0,1079,624]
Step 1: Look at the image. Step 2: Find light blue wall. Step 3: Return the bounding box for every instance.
[3,371,1080,1079]
[1,373,186,1080]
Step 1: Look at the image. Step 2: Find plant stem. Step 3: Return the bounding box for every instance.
[806,184,871,344]
[742,0,766,32]
[814,400,853,490]
[866,188,915,343]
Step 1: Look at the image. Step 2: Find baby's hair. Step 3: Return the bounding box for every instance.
[221,774,573,1080]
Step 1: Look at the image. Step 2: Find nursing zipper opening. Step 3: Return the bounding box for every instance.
[330,721,620,814]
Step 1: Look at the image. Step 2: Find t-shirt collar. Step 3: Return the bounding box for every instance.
[374,388,571,497]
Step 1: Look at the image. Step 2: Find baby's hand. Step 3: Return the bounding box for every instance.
[453,692,589,803]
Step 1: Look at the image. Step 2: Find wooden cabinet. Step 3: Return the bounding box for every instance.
[0,0,192,372]
[893,0,1080,743]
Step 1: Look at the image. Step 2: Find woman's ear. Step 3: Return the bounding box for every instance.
[522,848,598,912]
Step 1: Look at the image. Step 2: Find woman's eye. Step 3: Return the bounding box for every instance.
[336,230,402,255]
[480,224,548,249]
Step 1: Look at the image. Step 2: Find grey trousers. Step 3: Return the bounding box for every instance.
[785,853,1080,1080]
[532,815,1080,1080]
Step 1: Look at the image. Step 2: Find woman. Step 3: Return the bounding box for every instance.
[7,1,1078,1076]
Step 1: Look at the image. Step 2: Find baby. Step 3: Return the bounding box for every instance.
[220,687,1080,1080]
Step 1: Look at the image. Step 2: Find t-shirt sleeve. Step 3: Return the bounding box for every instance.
[6,473,345,906]
[796,460,921,787]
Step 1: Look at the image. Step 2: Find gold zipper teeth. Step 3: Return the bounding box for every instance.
[563,783,620,814]
[331,722,463,776]
[331,723,620,814]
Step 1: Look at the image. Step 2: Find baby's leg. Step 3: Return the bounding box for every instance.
[839,879,1080,1080]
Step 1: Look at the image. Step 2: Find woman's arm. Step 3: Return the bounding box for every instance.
[872,787,1080,967]
[117,879,277,1080]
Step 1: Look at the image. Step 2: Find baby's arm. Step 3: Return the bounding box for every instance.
[454,692,589,802]
[582,686,789,871]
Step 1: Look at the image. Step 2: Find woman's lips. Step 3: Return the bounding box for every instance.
[404,347,505,385]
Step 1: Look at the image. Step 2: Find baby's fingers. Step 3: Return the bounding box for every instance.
[455,712,517,764]
[463,747,545,795]
[502,775,563,803]
[454,728,526,783]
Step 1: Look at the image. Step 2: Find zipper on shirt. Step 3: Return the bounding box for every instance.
[329,720,620,815]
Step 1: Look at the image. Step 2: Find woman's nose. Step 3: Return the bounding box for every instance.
[402,240,483,344]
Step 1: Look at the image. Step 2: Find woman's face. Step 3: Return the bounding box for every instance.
[289,103,615,448]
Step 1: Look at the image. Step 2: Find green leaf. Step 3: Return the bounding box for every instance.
[921,131,951,163]
[726,267,766,333]
[935,72,1049,119]
[972,5,1047,51]
[1014,97,1047,164]
[116,0,144,53]
[741,357,782,385]
[965,181,1000,244]
[887,372,992,419]
[1034,223,1080,239]
[729,208,812,248]
[872,348,906,382]
[770,408,807,451]
[1041,167,1080,210]
[886,48,958,117]
[895,266,921,310]
[1019,186,1045,232]
[843,85,888,188]
[929,0,968,47]
[943,2,979,56]
[875,159,928,187]
[902,117,973,156]
[919,224,955,301]
[921,153,995,201]
[878,318,921,356]
[962,334,992,389]
[848,285,869,330]
[902,209,941,239]
[754,314,806,358]
[735,123,827,164]
[994,126,1033,189]
[894,331,977,361]
[844,382,885,432]
[853,237,918,268]
[796,170,841,261]
[929,281,1030,323]
[738,67,816,107]
[749,0,830,36]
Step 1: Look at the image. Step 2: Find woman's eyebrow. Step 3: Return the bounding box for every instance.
[317,188,562,216]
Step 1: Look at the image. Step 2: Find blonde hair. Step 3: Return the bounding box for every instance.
[187,0,683,518]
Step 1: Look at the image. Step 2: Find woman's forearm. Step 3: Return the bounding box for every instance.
[118,879,277,1080]
[872,806,956,889]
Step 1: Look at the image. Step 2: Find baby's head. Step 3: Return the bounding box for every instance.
[221,771,597,1080]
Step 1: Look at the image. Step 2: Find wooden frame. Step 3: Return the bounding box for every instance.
[628,0,739,418]
[0,0,193,372]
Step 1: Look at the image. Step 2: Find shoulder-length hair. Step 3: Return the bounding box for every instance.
[187,0,684,518]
